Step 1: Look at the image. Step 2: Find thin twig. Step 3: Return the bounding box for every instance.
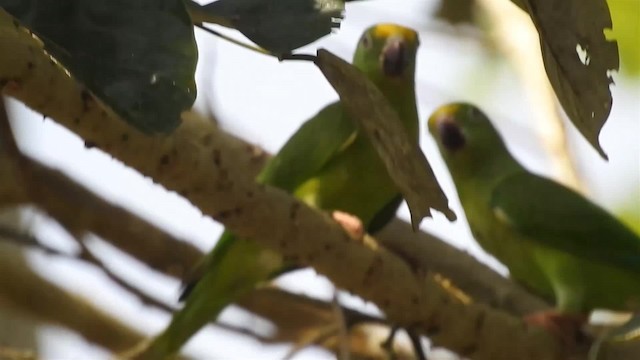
[77,239,179,313]
[77,242,277,342]
[0,98,23,162]
[381,326,400,360]
[195,24,275,57]
[332,291,350,360]
[196,24,319,64]
[279,53,318,62]
[0,224,72,257]
[0,225,275,343]
[408,329,428,360]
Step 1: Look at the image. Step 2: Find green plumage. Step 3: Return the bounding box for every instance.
[139,24,421,358]
[428,103,640,314]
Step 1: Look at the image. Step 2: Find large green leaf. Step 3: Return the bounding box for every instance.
[521,0,619,159]
[188,0,344,54]
[0,0,197,133]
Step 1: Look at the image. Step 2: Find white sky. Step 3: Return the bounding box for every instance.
[4,0,639,358]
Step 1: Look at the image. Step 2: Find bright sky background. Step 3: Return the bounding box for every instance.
[4,0,639,358]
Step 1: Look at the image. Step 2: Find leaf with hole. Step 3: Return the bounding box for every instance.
[521,0,619,159]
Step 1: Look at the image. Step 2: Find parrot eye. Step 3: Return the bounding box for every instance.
[361,34,372,49]
[439,120,466,152]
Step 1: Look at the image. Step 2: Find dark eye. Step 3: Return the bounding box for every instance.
[361,34,372,49]
[439,120,466,151]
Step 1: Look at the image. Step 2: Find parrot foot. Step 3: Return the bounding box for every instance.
[524,311,591,353]
[332,210,365,240]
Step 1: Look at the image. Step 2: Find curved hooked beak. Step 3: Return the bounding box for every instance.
[382,36,408,77]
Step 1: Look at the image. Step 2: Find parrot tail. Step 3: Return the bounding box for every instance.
[138,234,283,358]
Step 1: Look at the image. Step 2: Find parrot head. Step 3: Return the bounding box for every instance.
[353,23,420,85]
[428,103,513,178]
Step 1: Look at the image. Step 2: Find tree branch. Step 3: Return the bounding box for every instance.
[2,110,551,319]
[0,11,563,359]
[377,220,550,316]
[0,243,145,352]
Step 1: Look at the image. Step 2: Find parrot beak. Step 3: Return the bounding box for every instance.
[382,36,408,77]
[429,109,466,152]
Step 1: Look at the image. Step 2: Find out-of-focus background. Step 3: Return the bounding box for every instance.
[3,0,639,358]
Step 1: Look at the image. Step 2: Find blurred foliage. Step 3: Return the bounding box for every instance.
[607,0,640,77]
[619,195,640,236]
[0,0,197,134]
[434,0,476,24]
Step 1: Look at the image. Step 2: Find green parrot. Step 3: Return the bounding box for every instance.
[138,24,421,358]
[428,103,640,343]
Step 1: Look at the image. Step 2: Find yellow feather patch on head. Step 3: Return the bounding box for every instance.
[433,104,463,119]
[428,103,462,130]
[372,23,418,44]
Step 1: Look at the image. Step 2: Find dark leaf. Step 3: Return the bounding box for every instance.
[522,0,619,158]
[0,0,198,133]
[315,49,456,229]
[190,0,344,54]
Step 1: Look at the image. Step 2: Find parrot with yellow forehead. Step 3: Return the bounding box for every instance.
[428,103,640,348]
[133,24,421,358]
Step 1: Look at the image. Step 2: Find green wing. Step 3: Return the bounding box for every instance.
[257,102,356,190]
[491,172,640,273]
[180,102,355,298]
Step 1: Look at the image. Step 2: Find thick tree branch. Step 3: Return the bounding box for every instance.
[0,145,550,355]
[0,13,563,359]
[377,221,550,316]
[2,109,551,319]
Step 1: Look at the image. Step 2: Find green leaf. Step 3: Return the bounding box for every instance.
[314,49,456,229]
[521,0,619,159]
[189,0,344,54]
[0,0,198,134]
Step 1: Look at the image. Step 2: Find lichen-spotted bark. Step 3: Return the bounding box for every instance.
[0,10,562,360]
